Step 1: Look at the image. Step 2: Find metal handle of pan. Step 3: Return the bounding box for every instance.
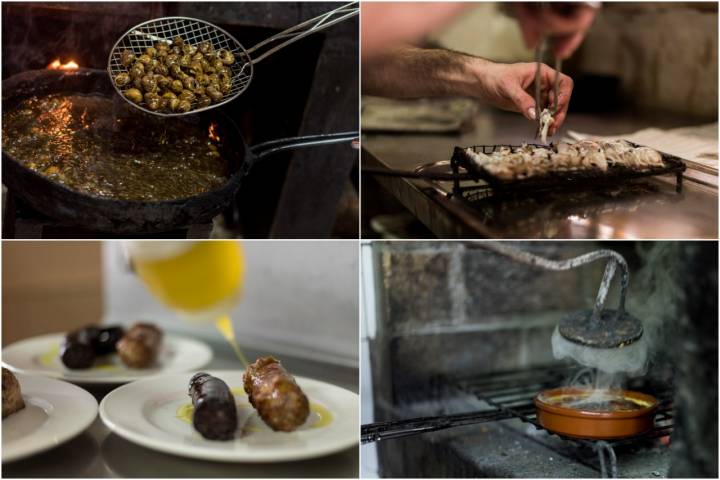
[248,131,358,162]
[245,1,359,65]
[466,242,629,318]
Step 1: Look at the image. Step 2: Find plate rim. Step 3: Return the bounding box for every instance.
[2,332,213,384]
[2,373,99,463]
[98,369,359,463]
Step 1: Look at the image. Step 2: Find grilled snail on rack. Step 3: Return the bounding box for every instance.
[114,35,235,114]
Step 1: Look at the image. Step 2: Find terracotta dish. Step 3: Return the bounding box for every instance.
[534,387,658,440]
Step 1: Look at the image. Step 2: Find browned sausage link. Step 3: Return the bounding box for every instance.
[243,356,310,432]
[116,323,163,368]
[2,368,25,418]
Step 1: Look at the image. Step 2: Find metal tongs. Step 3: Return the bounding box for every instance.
[534,11,563,142]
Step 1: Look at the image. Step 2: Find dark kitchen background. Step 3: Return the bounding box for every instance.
[1,2,358,239]
[361,241,718,478]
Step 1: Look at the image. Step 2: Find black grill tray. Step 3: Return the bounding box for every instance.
[452,141,686,191]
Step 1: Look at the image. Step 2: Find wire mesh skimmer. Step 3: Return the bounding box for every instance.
[108,2,358,116]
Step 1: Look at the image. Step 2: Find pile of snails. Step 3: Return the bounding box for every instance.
[114,36,235,114]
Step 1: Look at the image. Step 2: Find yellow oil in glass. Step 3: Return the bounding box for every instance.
[133,241,244,314]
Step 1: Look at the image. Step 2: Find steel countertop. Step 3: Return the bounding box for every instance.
[3,342,359,478]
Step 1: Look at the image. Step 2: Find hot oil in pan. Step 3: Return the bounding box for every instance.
[2,93,230,201]
[546,393,650,412]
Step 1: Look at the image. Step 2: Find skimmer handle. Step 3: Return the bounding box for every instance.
[249,131,358,162]
[245,1,358,65]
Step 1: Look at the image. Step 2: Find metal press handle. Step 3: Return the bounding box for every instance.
[466,242,629,320]
[246,1,359,65]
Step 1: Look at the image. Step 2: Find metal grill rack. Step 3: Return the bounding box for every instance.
[454,365,674,477]
[450,142,686,197]
[363,364,674,478]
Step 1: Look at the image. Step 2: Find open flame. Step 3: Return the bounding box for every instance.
[208,123,220,142]
[47,59,79,70]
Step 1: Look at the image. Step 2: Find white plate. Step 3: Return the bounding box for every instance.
[99,370,358,462]
[2,333,213,384]
[2,373,98,462]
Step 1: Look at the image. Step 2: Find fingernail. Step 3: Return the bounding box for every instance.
[528,107,536,120]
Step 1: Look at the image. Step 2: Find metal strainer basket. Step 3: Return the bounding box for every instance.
[108,2,358,116]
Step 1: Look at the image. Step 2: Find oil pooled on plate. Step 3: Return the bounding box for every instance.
[176,387,333,435]
[39,344,121,371]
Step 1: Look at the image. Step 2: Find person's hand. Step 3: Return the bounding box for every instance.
[473,61,573,136]
[513,2,598,59]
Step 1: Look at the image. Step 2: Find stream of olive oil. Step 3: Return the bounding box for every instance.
[215,315,249,368]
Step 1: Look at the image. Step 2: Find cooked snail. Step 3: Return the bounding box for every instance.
[124,88,143,104]
[114,72,131,87]
[115,36,235,113]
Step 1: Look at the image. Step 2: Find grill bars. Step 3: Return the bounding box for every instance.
[364,364,674,478]
[454,365,675,448]
[450,142,686,196]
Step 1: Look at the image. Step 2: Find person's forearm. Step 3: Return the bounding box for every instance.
[362,46,490,99]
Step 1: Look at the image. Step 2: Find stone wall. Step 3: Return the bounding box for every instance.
[368,241,619,405]
[573,3,718,118]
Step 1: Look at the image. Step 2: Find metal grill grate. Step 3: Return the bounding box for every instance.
[364,364,674,477]
[450,142,686,196]
[108,17,252,117]
[453,365,674,448]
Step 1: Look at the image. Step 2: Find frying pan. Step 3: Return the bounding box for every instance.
[1,68,356,235]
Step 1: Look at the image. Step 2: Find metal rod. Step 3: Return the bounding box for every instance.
[553,56,562,114]
[595,441,619,478]
[362,166,468,181]
[246,1,359,64]
[362,410,511,444]
[249,131,358,161]
[464,242,629,319]
[534,37,546,137]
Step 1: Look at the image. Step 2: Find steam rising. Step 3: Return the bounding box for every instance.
[552,243,682,410]
[552,326,648,376]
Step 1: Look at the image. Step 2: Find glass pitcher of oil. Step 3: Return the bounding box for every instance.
[126,241,249,366]
[126,241,244,321]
